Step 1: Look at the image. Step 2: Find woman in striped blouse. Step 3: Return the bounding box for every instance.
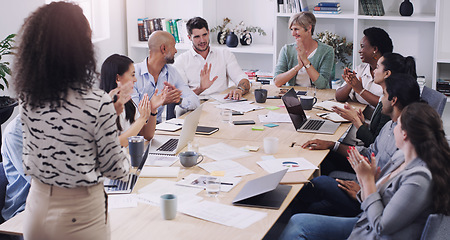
[13,2,130,239]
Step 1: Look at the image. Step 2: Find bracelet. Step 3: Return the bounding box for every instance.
[332,141,340,152]
[150,111,157,116]
[237,86,245,92]
[359,89,366,95]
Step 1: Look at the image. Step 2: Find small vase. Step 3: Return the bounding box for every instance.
[217,31,227,45]
[226,32,238,48]
[399,0,413,16]
[240,31,252,45]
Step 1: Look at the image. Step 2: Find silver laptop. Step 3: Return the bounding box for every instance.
[104,144,150,194]
[149,105,202,155]
[282,88,340,134]
[232,169,291,209]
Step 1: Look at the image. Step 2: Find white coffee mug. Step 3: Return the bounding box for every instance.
[160,194,177,220]
[264,137,279,155]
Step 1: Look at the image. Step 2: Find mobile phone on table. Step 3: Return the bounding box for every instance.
[232,111,244,115]
[232,120,255,125]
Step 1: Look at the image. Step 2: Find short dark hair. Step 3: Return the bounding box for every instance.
[186,17,209,35]
[363,27,393,55]
[100,54,136,131]
[14,2,96,109]
[382,53,417,80]
[385,73,420,109]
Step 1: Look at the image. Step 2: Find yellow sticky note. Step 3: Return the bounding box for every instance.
[211,171,225,177]
[252,126,264,131]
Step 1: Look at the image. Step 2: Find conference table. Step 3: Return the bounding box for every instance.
[0,85,364,240]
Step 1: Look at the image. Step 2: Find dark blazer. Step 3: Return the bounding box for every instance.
[348,156,432,240]
[357,102,391,147]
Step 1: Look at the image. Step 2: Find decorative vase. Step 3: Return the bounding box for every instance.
[399,0,413,16]
[226,32,239,48]
[217,31,227,45]
[240,31,252,45]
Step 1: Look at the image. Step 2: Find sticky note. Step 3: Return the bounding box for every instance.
[242,145,259,152]
[266,106,280,110]
[252,126,265,131]
[211,171,225,177]
[264,123,279,128]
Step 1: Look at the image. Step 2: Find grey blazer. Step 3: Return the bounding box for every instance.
[348,157,433,240]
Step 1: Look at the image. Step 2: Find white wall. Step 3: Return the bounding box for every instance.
[0,0,128,134]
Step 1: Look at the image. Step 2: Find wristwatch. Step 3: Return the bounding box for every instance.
[304,62,312,69]
[176,97,183,105]
[237,86,245,92]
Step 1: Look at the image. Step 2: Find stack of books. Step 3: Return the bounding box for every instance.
[360,0,385,16]
[137,18,188,43]
[313,2,341,14]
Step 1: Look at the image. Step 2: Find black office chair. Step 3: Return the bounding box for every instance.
[421,86,447,117]
[166,103,176,121]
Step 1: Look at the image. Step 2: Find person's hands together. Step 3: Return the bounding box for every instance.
[163,82,182,105]
[336,179,360,200]
[150,88,167,113]
[333,104,363,127]
[347,147,377,183]
[138,94,152,121]
[302,139,334,150]
[295,38,308,64]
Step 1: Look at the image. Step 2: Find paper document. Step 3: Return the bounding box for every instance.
[155,118,185,131]
[140,167,180,178]
[257,157,318,173]
[216,102,264,113]
[145,155,178,167]
[199,160,255,177]
[258,111,292,123]
[176,174,241,192]
[179,200,267,229]
[210,94,248,103]
[137,179,203,207]
[317,112,349,123]
[315,100,346,111]
[199,142,251,161]
[108,194,138,210]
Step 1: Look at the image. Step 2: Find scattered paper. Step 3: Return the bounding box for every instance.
[315,100,346,111]
[179,201,267,229]
[199,160,255,177]
[199,142,251,161]
[258,111,292,123]
[137,179,203,207]
[210,94,249,103]
[317,112,349,123]
[140,167,180,178]
[156,122,182,131]
[146,155,178,167]
[257,157,318,173]
[215,102,264,113]
[108,194,138,210]
[176,174,241,192]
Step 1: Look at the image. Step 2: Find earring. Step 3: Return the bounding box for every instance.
[373,51,378,60]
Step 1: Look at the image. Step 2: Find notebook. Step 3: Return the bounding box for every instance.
[148,105,202,155]
[104,144,150,194]
[282,88,340,134]
[196,126,219,135]
[232,169,291,209]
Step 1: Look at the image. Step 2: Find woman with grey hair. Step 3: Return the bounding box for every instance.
[274,12,335,89]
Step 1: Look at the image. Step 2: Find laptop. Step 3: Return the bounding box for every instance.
[149,105,203,155]
[282,88,340,134]
[104,144,150,194]
[232,169,291,209]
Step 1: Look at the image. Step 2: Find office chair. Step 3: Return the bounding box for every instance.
[421,214,450,240]
[0,163,7,223]
[166,103,176,121]
[421,86,447,116]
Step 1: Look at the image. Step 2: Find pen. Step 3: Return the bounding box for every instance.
[221,182,233,185]
[104,184,117,188]
[318,113,329,117]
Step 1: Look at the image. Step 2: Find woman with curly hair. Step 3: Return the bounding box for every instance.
[280,102,450,239]
[14,2,129,239]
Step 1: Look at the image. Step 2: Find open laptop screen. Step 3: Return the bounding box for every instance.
[282,89,307,130]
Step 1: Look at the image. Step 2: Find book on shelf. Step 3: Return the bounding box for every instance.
[138,18,146,41]
[278,0,285,13]
[171,19,181,43]
[314,6,341,11]
[313,10,342,14]
[299,0,309,11]
[317,2,340,7]
[374,0,385,16]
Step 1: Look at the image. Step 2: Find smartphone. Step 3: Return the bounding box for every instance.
[232,120,256,125]
[267,96,281,99]
[296,91,307,96]
[232,110,244,115]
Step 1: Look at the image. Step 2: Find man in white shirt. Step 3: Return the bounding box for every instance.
[174,17,250,100]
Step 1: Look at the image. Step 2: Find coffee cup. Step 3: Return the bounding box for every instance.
[300,96,317,110]
[128,136,145,167]
[160,194,177,220]
[179,151,204,167]
[254,89,268,103]
[264,137,279,155]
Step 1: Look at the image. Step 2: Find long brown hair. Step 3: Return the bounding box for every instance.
[14,2,96,109]
[401,102,450,214]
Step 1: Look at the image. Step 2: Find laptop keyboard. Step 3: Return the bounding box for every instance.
[105,174,138,192]
[303,119,325,130]
[156,138,179,151]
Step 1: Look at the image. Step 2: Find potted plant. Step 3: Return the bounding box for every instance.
[210,18,266,47]
[0,34,18,125]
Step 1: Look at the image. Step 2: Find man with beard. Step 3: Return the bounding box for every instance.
[132,31,199,123]
[174,17,250,100]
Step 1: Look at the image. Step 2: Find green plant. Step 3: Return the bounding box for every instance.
[210,18,266,44]
[0,34,16,91]
[316,31,353,69]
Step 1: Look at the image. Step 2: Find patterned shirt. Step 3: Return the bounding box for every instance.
[21,87,130,188]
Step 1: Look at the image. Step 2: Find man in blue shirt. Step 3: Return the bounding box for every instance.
[132,30,200,123]
[1,115,30,221]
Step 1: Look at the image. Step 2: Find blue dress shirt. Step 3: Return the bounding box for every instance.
[132,58,200,123]
[0,115,30,220]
